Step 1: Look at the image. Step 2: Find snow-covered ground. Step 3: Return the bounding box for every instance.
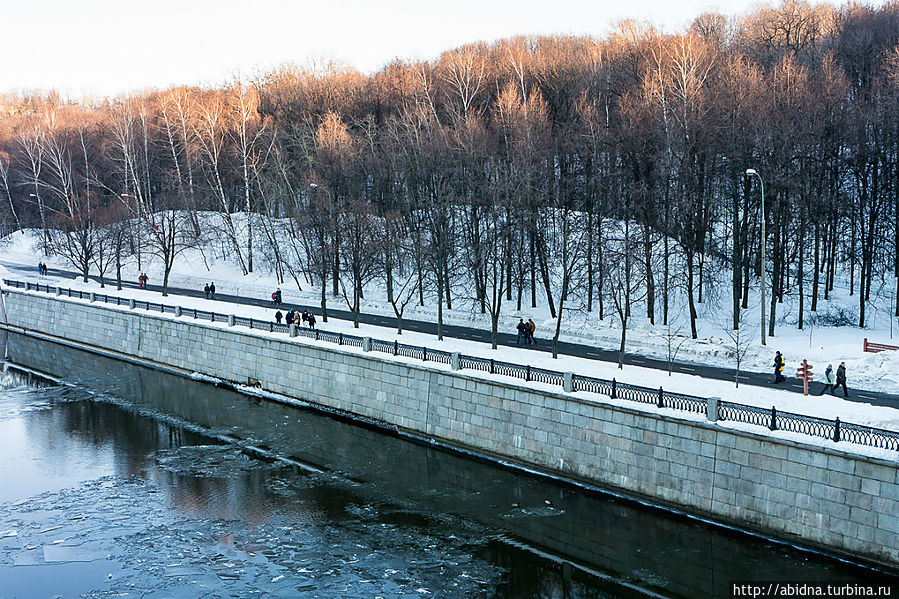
[2,254,898,461]
[3,215,899,397]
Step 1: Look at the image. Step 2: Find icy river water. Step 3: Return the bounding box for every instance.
[0,331,896,598]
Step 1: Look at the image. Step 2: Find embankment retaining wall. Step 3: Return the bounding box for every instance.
[2,288,897,568]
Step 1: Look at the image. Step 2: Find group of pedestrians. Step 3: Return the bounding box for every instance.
[138,273,149,288]
[819,363,849,397]
[203,283,216,300]
[276,308,316,329]
[36,262,48,275]
[271,289,283,305]
[772,351,849,397]
[516,318,537,346]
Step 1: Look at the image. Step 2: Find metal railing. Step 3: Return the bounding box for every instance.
[5,277,898,453]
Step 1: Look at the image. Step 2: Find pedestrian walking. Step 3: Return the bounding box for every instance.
[271,289,282,305]
[773,351,785,383]
[204,283,210,299]
[138,273,148,288]
[527,318,536,346]
[307,313,316,329]
[516,319,527,345]
[286,309,295,325]
[275,310,283,324]
[209,282,216,300]
[836,362,849,397]
[302,310,309,327]
[818,364,836,395]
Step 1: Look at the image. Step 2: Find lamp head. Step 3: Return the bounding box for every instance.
[745,168,757,175]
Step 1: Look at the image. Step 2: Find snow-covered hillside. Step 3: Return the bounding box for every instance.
[4,212,899,396]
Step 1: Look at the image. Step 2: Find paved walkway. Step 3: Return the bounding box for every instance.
[4,261,895,406]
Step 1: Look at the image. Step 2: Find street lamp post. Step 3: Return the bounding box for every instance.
[309,183,334,322]
[745,169,766,346]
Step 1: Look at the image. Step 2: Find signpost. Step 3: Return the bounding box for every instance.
[796,359,813,396]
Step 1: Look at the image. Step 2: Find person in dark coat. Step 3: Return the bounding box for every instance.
[516,319,527,345]
[773,352,785,383]
[275,310,283,324]
[307,313,316,329]
[285,309,294,325]
[209,282,216,300]
[302,310,309,326]
[204,283,210,299]
[836,362,849,397]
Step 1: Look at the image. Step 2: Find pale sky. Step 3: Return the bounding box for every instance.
[0,0,797,98]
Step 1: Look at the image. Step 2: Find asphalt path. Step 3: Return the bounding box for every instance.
[4,260,896,407]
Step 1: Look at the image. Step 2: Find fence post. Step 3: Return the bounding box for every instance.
[769,406,778,431]
[451,352,460,370]
[394,340,398,355]
[490,359,495,374]
[526,365,531,381]
[657,387,664,408]
[129,299,136,309]
[339,333,343,345]
[315,330,319,341]
[707,397,719,422]
[863,338,868,352]
[423,347,427,361]
[833,417,841,443]
[269,323,273,332]
[228,315,235,327]
[193,308,197,319]
[89,292,96,302]
[363,337,372,352]
[55,287,61,296]
[290,324,298,337]
[563,372,574,393]
[174,306,182,317]
[611,378,617,399]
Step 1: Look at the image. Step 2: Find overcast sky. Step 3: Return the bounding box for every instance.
[1,0,814,98]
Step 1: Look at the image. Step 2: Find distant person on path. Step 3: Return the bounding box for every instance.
[772,351,785,384]
[302,310,309,327]
[307,313,316,329]
[204,283,210,299]
[819,364,837,395]
[275,310,283,324]
[286,309,295,325]
[271,289,282,305]
[836,362,849,397]
[138,273,148,288]
[527,319,536,346]
[516,319,527,345]
[209,282,216,300]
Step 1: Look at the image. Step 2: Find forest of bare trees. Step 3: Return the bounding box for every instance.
[2,1,899,355]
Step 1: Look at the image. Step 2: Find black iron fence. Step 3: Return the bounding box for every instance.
[5,277,899,453]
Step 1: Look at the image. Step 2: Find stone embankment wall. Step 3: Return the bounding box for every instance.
[2,288,897,568]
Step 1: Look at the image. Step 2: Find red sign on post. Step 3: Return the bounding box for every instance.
[796,359,813,396]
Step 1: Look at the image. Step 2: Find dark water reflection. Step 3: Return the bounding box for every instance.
[0,331,896,598]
